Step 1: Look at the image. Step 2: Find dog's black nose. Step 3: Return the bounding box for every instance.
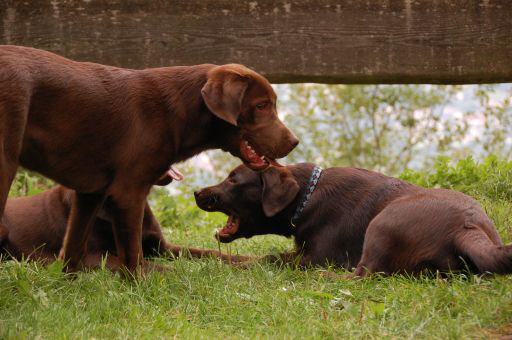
[291,136,299,148]
[194,188,220,211]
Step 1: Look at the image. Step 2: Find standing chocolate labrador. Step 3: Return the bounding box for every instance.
[0,186,249,270]
[0,45,297,274]
[195,163,512,276]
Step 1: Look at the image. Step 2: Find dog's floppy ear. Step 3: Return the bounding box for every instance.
[261,167,300,217]
[201,66,249,126]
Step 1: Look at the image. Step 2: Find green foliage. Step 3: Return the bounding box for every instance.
[400,155,512,201]
[473,85,512,158]
[8,169,54,198]
[278,84,512,176]
[282,83,466,174]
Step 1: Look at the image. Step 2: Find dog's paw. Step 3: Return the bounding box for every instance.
[220,254,256,264]
[141,260,171,273]
[229,260,258,269]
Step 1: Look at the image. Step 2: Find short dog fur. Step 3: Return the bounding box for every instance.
[195,163,512,276]
[0,45,297,273]
[0,185,249,270]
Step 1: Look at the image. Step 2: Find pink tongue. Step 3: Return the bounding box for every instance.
[249,156,267,167]
[268,159,284,167]
[167,166,184,181]
[220,216,237,235]
[246,149,268,167]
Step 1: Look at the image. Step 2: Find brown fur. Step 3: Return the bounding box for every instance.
[195,163,512,277]
[0,186,250,270]
[0,45,297,274]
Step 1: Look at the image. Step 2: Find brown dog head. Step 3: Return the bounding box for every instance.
[201,64,299,170]
[194,164,300,242]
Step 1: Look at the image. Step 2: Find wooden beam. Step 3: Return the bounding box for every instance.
[1,0,511,84]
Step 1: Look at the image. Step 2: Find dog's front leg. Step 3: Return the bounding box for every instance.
[163,244,254,263]
[262,251,302,265]
[58,191,106,272]
[108,188,149,277]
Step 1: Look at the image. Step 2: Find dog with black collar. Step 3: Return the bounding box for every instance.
[194,163,512,277]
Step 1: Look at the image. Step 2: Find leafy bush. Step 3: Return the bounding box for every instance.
[399,155,512,200]
[280,84,512,175]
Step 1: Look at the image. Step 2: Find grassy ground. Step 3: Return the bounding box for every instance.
[1,192,512,339]
[3,156,512,338]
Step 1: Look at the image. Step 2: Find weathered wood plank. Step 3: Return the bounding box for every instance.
[1,0,511,84]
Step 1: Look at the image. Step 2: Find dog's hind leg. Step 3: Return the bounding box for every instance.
[0,222,8,259]
[0,84,29,241]
[455,227,512,274]
[58,191,106,272]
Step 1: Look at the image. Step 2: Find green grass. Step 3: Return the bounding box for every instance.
[2,157,512,338]
[2,198,512,339]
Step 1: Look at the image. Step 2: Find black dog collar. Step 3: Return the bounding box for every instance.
[291,166,323,227]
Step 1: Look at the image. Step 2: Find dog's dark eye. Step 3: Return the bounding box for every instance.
[255,102,268,110]
[227,172,237,184]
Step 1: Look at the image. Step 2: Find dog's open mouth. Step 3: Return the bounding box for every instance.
[216,215,240,242]
[240,140,282,171]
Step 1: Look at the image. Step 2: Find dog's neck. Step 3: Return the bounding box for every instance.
[269,163,318,238]
[137,65,238,165]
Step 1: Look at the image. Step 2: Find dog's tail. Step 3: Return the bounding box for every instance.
[455,226,512,274]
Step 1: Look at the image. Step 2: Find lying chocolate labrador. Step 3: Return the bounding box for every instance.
[0,45,297,274]
[195,163,512,277]
[0,185,249,271]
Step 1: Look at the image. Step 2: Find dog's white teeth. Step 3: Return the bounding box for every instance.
[260,156,265,160]
[246,141,256,151]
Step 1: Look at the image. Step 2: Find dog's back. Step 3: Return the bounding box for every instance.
[353,184,511,276]
[1,186,71,260]
[291,167,420,267]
